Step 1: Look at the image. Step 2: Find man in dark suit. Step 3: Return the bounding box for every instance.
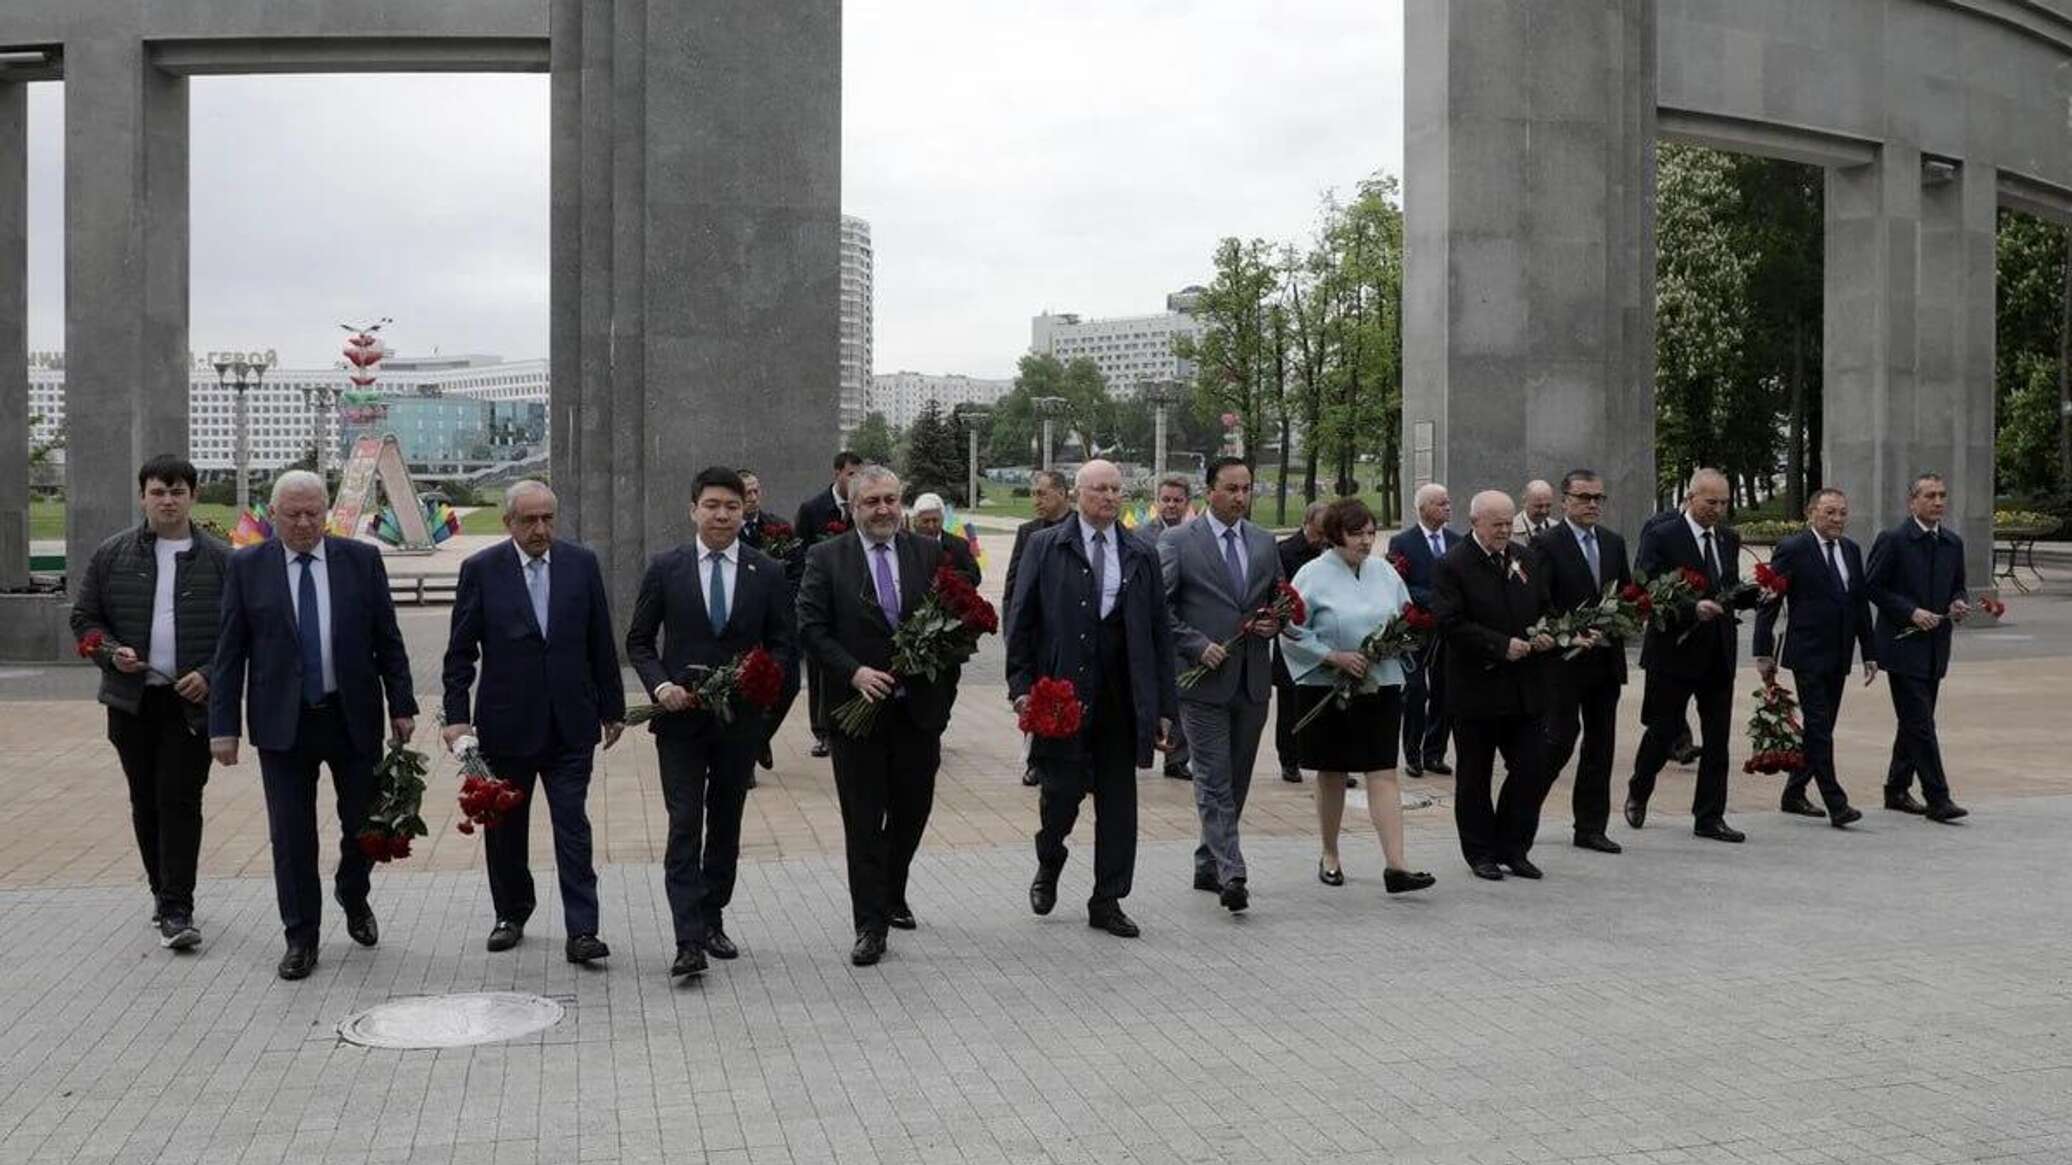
[739,467,798,779]
[441,481,625,963]
[1004,468,1073,786]
[797,465,957,966]
[1642,506,1702,766]
[1149,473,1197,781]
[1626,469,1759,843]
[1529,469,1633,855]
[1864,472,1972,822]
[627,467,797,977]
[795,450,864,758]
[209,471,417,981]
[1752,488,1877,827]
[1272,501,1329,783]
[1433,490,1560,880]
[1388,482,1461,777]
[910,492,981,585]
[1009,459,1178,938]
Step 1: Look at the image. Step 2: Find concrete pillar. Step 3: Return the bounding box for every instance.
[552,0,840,624]
[62,38,187,578]
[1824,149,1995,589]
[0,81,26,590]
[1403,0,1658,531]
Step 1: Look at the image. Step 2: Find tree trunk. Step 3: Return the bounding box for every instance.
[1786,317,1806,515]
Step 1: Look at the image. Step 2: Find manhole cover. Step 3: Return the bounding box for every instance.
[338,992,563,1049]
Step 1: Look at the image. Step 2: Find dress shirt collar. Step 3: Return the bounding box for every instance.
[697,538,738,563]
[1914,517,1941,537]
[1566,518,1597,543]
[1204,512,1242,542]
[511,538,551,566]
[1684,512,1716,547]
[287,538,328,564]
[1419,520,1446,539]
[1081,517,1118,544]
[858,527,896,554]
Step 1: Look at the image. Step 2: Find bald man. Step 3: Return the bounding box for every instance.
[1511,480,1557,542]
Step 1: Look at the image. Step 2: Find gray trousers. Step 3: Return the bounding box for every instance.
[1181,698,1269,882]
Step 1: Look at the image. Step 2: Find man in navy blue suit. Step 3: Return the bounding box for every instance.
[1386,482,1460,778]
[1864,472,1972,823]
[210,471,417,981]
[628,466,797,978]
[1753,488,1877,827]
[442,481,625,964]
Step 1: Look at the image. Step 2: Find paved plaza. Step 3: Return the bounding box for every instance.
[1,536,2068,1163]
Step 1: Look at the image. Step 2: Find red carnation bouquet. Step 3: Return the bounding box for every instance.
[1290,603,1436,734]
[356,741,430,863]
[624,645,786,727]
[1895,592,2006,639]
[75,630,176,684]
[1017,676,1084,739]
[834,563,999,736]
[759,518,801,562]
[1528,579,1651,660]
[1751,561,1790,601]
[1178,579,1307,688]
[1743,683,1806,774]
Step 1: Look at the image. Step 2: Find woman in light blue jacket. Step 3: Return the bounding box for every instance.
[1282,498,1435,894]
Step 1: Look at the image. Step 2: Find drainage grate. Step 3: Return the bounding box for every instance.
[337,992,564,1050]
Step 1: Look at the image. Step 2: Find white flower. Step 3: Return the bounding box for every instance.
[451,734,480,758]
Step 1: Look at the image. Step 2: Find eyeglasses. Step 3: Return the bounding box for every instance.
[1566,491,1605,503]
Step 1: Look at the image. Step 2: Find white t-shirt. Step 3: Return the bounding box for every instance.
[148,537,191,683]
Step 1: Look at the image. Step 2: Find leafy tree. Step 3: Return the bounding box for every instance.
[1998,209,2070,498]
[903,400,968,504]
[1174,237,1278,463]
[852,410,896,466]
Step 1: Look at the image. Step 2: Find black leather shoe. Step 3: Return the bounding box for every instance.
[1670,743,1701,766]
[701,928,739,959]
[1088,909,1140,938]
[1573,832,1623,854]
[810,737,831,759]
[671,943,708,977]
[1926,801,1970,823]
[1423,761,1453,777]
[1885,789,1928,814]
[1317,860,1345,887]
[486,920,522,952]
[1163,761,1192,780]
[757,743,774,771]
[1694,820,1747,843]
[1402,763,1423,779]
[1029,871,1059,916]
[278,945,318,981]
[1830,806,1864,828]
[566,934,610,964]
[1624,796,1647,829]
[158,915,201,951]
[850,931,886,966]
[1345,774,1358,788]
[1502,857,1544,880]
[1281,767,1302,783]
[1383,868,1435,894]
[1470,861,1505,881]
[1193,870,1220,892]
[344,910,379,948]
[1780,795,1825,817]
[887,905,917,931]
[1219,877,1249,913]
[1021,766,1040,787]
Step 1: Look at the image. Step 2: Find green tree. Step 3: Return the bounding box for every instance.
[1013,352,1115,459]
[852,410,896,466]
[903,400,967,503]
[1997,209,2070,498]
[1175,237,1278,462]
[984,386,1038,466]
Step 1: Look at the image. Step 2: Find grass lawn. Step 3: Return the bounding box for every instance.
[30,499,509,540]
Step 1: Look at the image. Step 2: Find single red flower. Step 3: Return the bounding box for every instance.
[1274,579,1307,626]
[76,630,106,660]
[1679,566,1710,592]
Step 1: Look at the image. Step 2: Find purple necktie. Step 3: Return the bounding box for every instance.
[871,542,900,627]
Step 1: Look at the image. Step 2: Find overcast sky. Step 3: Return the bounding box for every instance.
[23,1,1403,380]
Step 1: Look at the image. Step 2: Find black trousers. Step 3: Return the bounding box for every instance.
[1544,677,1620,837]
[1630,670,1733,827]
[107,687,211,917]
[829,708,941,936]
[256,701,374,947]
[1035,676,1139,909]
[1884,672,1952,806]
[1452,713,1552,865]
[1783,669,1854,811]
[1401,646,1452,767]
[483,732,601,936]
[1271,651,1300,774]
[805,660,830,740]
[655,724,757,946]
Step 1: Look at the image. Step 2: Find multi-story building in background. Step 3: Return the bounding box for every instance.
[839,214,875,436]
[864,371,1015,430]
[1029,286,1206,398]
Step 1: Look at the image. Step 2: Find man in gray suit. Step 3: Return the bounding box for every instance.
[1159,457,1284,914]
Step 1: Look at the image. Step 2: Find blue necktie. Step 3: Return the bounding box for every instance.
[526,556,549,639]
[707,551,729,633]
[1429,530,1443,560]
[1581,528,1601,586]
[295,552,325,705]
[1222,528,1245,597]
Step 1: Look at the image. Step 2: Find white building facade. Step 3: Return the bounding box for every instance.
[1029,287,1206,398]
[839,214,875,436]
[864,371,1015,430]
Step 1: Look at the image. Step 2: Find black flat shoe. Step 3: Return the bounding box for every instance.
[1163,762,1192,780]
[1021,766,1040,787]
[158,915,201,951]
[1780,796,1825,817]
[1925,801,1969,823]
[1502,857,1543,880]
[345,910,379,948]
[1830,806,1863,828]
[850,931,886,966]
[486,920,522,952]
[1383,868,1435,894]
[810,738,831,759]
[671,943,708,977]
[1423,761,1452,776]
[1470,861,1505,881]
[278,945,318,981]
[1694,820,1747,843]
[566,934,610,964]
[1317,860,1345,887]
[1029,872,1058,916]
[1885,789,1928,814]
[1219,877,1249,913]
[1281,767,1302,783]
[887,905,917,931]
[1192,871,1220,893]
[702,928,739,959]
[1402,764,1423,779]
[757,743,774,771]
[1088,910,1140,938]
[1573,833,1623,854]
[1624,796,1647,829]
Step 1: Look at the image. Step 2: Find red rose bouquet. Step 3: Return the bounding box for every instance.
[834,563,999,736]
[355,741,430,862]
[1018,676,1084,739]
[1743,683,1806,774]
[1178,579,1308,689]
[1752,561,1789,601]
[438,722,526,834]
[75,630,176,684]
[759,518,801,562]
[624,645,786,727]
[1290,603,1436,735]
[1528,579,1651,660]
[824,518,850,538]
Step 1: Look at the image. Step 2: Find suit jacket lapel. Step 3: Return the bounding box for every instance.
[1195,519,1242,606]
[722,550,758,636]
[897,533,926,621]
[268,539,297,638]
[511,541,545,641]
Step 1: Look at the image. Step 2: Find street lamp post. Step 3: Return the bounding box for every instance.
[301,384,339,478]
[214,359,260,512]
[1031,395,1066,472]
[959,406,990,509]
[1144,380,1185,481]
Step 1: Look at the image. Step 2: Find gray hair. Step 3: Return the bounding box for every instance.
[1468,490,1515,521]
[1031,469,1068,493]
[1522,479,1555,499]
[910,492,945,515]
[503,479,555,518]
[850,463,900,498]
[1156,474,1192,496]
[270,470,326,506]
[1414,482,1449,509]
[1686,468,1730,497]
[1303,500,1330,525]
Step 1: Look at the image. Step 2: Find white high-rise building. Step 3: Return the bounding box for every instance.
[865,371,1015,430]
[1029,286,1206,398]
[840,214,875,435]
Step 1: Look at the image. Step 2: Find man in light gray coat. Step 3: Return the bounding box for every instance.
[1159,457,1284,914]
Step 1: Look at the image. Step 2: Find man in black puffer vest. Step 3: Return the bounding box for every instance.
[70,455,231,952]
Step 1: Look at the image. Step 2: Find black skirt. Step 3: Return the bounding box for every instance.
[1295,684,1402,774]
